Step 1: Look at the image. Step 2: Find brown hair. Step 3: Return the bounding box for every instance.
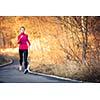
[20,26,25,30]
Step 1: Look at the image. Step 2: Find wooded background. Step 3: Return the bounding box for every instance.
[0,16,100,81]
[0,16,99,63]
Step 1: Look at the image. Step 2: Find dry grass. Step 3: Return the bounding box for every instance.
[1,50,100,82]
[30,59,100,82]
[0,54,10,65]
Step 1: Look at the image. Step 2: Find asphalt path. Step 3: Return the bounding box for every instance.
[0,58,81,83]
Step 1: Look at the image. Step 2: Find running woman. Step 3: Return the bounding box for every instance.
[17,26,31,74]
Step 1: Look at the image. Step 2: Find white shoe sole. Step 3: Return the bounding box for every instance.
[19,66,22,71]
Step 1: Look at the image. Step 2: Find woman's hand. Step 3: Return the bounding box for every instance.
[20,35,23,39]
[19,35,23,41]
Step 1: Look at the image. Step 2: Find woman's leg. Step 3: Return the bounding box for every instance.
[23,49,28,69]
[19,49,23,66]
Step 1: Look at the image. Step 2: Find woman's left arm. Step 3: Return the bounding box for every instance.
[27,35,31,46]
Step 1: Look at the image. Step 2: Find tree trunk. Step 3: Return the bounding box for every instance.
[81,16,88,63]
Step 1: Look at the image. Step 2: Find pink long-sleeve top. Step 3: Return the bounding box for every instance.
[18,32,31,50]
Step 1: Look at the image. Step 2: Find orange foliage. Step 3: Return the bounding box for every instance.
[0,16,100,65]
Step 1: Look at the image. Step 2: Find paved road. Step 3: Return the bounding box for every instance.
[0,59,81,83]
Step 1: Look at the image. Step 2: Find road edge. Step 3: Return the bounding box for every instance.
[0,58,82,83]
[28,70,83,83]
[0,59,13,68]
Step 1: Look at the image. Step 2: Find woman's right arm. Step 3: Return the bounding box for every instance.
[17,35,21,44]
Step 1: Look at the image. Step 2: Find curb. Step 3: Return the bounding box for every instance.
[28,70,83,83]
[0,58,82,83]
[0,59,13,68]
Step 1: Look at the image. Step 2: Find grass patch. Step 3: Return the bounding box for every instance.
[0,55,10,65]
[30,60,100,82]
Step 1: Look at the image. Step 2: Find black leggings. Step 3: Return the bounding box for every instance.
[19,49,28,69]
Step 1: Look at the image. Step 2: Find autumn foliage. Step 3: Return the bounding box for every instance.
[0,16,100,82]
